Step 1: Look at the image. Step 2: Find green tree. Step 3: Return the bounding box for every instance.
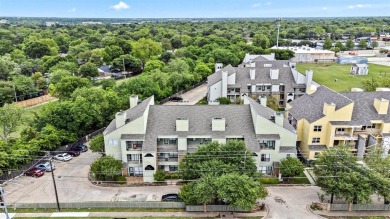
[253,34,270,49]
[112,54,142,73]
[0,54,18,80]
[89,134,105,153]
[0,81,14,106]
[101,78,116,90]
[371,41,378,49]
[194,62,212,80]
[0,103,26,142]
[279,157,304,178]
[323,38,333,50]
[335,41,345,51]
[346,39,355,50]
[216,97,231,105]
[314,147,373,204]
[131,38,163,67]
[50,76,91,99]
[12,75,39,99]
[215,173,267,210]
[24,41,51,58]
[358,40,368,50]
[143,60,165,72]
[90,156,121,181]
[78,62,99,78]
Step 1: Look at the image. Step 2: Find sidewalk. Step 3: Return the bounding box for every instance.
[314,210,390,217]
[2,211,266,218]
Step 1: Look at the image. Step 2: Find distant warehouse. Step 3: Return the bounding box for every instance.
[272,46,335,63]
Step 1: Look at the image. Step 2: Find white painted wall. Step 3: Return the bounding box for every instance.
[208,81,222,101]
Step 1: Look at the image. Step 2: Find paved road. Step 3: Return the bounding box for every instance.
[4,151,179,204]
[164,83,207,105]
[263,186,322,219]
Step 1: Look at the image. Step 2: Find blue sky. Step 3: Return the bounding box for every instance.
[0,0,389,18]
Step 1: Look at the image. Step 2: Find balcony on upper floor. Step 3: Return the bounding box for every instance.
[126,141,143,151]
[157,138,178,153]
[157,152,179,162]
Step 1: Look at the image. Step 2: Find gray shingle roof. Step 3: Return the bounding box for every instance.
[247,97,296,133]
[207,64,236,86]
[339,91,390,125]
[288,86,354,123]
[144,105,259,152]
[104,96,154,135]
[207,60,303,93]
[279,146,297,153]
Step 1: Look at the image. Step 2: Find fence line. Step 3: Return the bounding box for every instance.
[16,95,56,108]
[10,201,186,209]
[186,205,249,212]
[0,127,106,185]
[330,204,390,211]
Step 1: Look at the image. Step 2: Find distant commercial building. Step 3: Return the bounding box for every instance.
[272,46,336,63]
[81,21,103,25]
[45,22,58,27]
[104,95,297,182]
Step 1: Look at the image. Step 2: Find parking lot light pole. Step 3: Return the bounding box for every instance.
[49,158,61,212]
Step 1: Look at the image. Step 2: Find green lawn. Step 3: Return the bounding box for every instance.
[296,63,390,92]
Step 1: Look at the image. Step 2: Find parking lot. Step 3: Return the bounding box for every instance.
[3,150,179,204]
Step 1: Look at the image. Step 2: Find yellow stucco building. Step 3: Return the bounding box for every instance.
[286,85,390,160]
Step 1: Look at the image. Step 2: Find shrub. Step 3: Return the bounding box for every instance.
[154,169,166,182]
[116,175,127,184]
[260,177,279,184]
[216,97,231,104]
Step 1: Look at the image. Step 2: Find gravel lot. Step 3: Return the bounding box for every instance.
[3,150,179,204]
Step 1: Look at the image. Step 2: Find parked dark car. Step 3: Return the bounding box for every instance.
[169,96,183,102]
[24,168,44,177]
[67,150,81,157]
[162,193,181,202]
[71,144,88,152]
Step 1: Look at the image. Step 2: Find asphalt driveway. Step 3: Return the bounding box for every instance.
[164,83,207,105]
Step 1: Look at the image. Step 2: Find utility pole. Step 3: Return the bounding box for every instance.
[276,18,282,48]
[12,85,17,103]
[122,58,126,79]
[0,187,10,219]
[49,158,61,212]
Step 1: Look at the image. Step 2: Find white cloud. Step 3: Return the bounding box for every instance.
[348,4,371,9]
[252,2,272,8]
[252,3,262,8]
[322,7,328,10]
[68,8,76,13]
[111,1,130,10]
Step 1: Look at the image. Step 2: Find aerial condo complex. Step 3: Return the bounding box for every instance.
[0,1,390,219]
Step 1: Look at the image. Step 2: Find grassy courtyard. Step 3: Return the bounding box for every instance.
[296,63,390,92]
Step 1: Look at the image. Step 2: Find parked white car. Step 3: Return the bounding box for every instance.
[54,153,72,161]
[35,162,55,171]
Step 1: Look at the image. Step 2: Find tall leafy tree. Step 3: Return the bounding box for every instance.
[323,38,333,50]
[346,39,355,50]
[279,157,304,178]
[0,103,26,142]
[50,76,91,99]
[24,41,51,58]
[78,62,99,78]
[131,38,163,67]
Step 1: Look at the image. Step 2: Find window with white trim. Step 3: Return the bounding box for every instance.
[261,154,270,162]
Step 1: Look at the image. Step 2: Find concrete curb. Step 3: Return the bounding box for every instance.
[306,204,327,219]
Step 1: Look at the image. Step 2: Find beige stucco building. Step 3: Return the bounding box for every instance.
[104,95,297,182]
[286,85,390,160]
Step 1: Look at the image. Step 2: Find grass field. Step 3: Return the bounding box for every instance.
[296,63,390,92]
